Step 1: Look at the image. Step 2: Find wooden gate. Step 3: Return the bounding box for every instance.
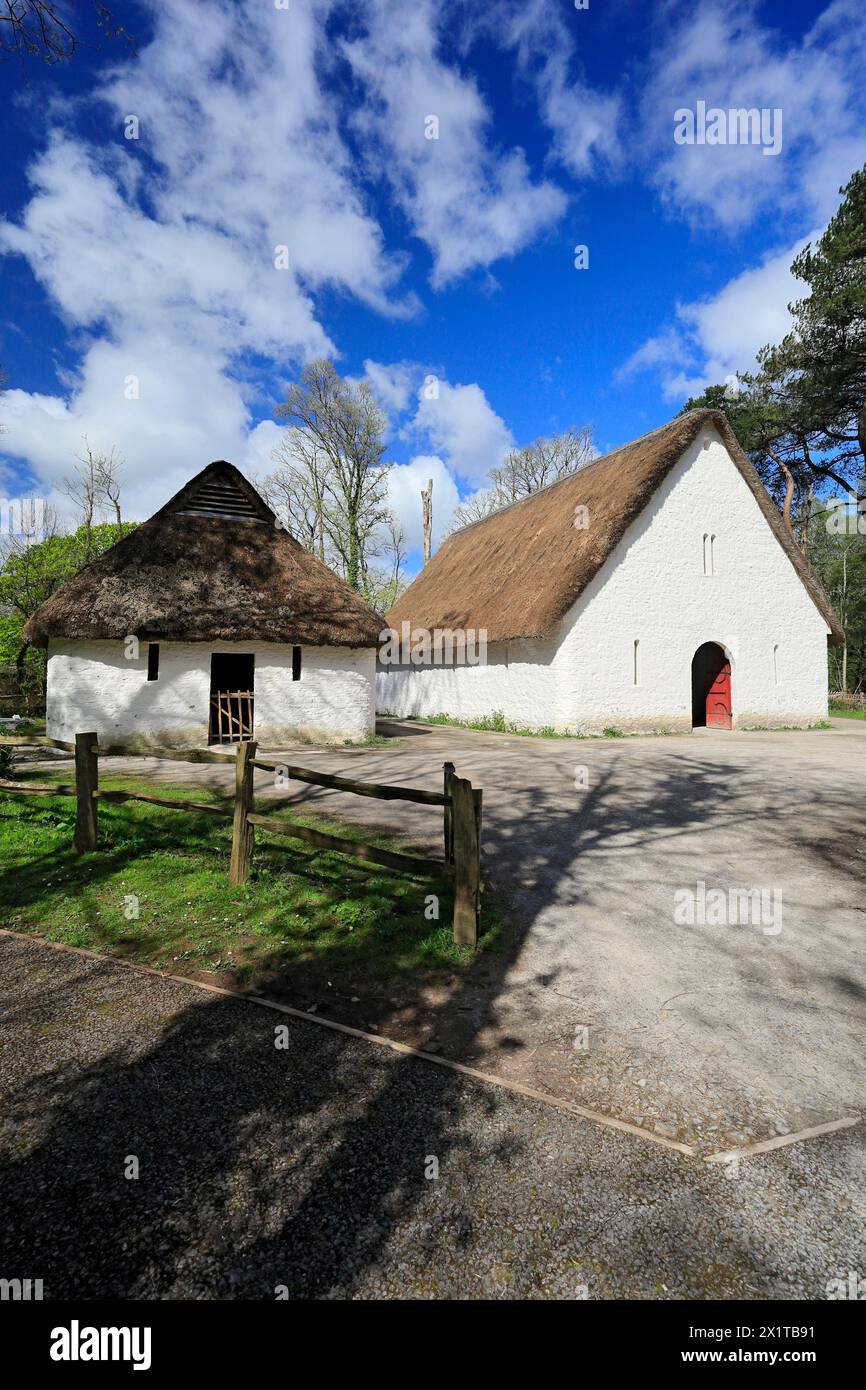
[209,690,254,743]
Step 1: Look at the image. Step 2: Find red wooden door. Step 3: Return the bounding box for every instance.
[706,660,732,729]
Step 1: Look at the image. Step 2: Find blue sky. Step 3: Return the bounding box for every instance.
[1,0,865,573]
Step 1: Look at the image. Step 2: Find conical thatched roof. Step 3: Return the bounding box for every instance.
[387,409,843,645]
[24,462,382,648]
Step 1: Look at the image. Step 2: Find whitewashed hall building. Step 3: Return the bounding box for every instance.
[377,410,841,733]
[25,464,381,747]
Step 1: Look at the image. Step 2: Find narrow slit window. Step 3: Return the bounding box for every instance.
[147,643,160,682]
[633,638,640,686]
[702,533,709,575]
[292,646,302,682]
[710,534,717,574]
[773,643,779,685]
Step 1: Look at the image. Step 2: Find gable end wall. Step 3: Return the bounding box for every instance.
[377,428,830,731]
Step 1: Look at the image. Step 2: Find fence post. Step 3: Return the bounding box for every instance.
[229,740,257,885]
[72,731,98,854]
[443,761,455,865]
[451,774,479,948]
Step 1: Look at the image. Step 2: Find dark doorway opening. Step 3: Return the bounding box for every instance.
[209,653,255,743]
[691,642,732,729]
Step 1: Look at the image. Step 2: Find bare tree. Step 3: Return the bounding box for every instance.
[63,439,125,553]
[263,433,333,563]
[445,487,504,533]
[274,360,393,594]
[445,425,597,535]
[63,444,100,536]
[489,426,597,501]
[1,1,130,68]
[0,499,62,708]
[362,514,407,613]
[96,447,124,527]
[0,498,61,570]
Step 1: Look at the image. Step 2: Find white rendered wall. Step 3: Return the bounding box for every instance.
[377,428,831,732]
[377,637,560,727]
[46,640,376,747]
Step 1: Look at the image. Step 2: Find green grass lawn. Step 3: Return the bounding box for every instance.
[387,711,655,739]
[0,773,503,997]
[829,704,866,720]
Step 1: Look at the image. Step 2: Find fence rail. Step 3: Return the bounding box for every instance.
[0,735,76,750]
[246,813,440,877]
[95,788,231,817]
[0,730,482,945]
[94,745,236,764]
[251,758,447,805]
[4,734,234,763]
[0,777,77,796]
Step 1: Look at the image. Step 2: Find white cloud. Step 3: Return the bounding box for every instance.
[102,0,412,321]
[614,0,866,405]
[240,420,285,486]
[538,55,623,181]
[360,359,420,416]
[492,0,623,179]
[616,232,817,401]
[407,380,514,484]
[677,236,814,370]
[1,336,255,521]
[615,327,692,385]
[0,0,414,517]
[640,0,866,230]
[342,0,567,287]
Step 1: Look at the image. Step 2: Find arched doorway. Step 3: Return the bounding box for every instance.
[691,642,732,729]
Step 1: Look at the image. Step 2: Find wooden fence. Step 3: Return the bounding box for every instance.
[0,733,482,946]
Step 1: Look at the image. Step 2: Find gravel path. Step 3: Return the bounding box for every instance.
[1,934,863,1300]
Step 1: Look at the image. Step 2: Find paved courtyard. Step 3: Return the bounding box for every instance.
[41,716,865,1153]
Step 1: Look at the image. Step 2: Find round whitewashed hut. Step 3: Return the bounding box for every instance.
[24,463,381,748]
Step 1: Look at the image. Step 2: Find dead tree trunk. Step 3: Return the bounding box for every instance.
[421,478,433,564]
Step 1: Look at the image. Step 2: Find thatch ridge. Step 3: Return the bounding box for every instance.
[387,409,843,645]
[23,462,382,649]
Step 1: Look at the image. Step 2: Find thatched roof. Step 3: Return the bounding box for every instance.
[24,462,382,648]
[388,409,843,645]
